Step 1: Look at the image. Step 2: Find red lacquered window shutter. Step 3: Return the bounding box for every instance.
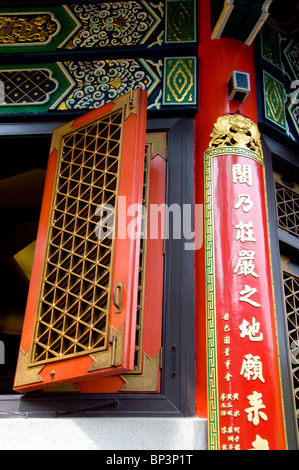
[14,89,148,392]
[67,133,166,393]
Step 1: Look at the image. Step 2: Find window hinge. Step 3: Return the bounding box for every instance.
[129,89,134,109]
[110,335,118,366]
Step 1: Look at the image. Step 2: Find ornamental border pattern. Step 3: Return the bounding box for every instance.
[204,147,219,450]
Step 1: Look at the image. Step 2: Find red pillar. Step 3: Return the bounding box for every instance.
[194,0,258,418]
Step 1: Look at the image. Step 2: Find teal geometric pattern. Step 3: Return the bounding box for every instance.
[165,0,196,43]
[263,71,286,130]
[261,21,282,69]
[163,57,196,105]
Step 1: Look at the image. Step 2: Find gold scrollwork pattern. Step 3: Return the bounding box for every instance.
[163,57,196,105]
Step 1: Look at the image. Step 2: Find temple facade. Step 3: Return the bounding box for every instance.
[0,0,298,450]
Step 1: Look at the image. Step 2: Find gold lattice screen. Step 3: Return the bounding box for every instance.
[32,111,122,363]
[31,110,123,365]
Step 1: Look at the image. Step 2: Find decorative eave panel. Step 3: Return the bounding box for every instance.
[0,56,197,115]
[256,16,299,145]
[0,1,196,52]
[0,1,197,116]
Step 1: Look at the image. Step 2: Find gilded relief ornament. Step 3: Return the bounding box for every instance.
[0,14,58,44]
[209,114,263,159]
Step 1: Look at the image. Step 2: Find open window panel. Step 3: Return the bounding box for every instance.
[13,88,166,394]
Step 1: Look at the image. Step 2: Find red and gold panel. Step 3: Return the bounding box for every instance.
[204,114,287,450]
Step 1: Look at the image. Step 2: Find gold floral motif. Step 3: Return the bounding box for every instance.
[0,14,58,45]
[209,114,263,159]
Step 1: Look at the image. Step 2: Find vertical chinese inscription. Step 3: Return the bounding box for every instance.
[205,114,286,450]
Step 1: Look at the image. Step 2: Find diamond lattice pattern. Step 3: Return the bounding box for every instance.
[282,271,299,439]
[31,110,123,364]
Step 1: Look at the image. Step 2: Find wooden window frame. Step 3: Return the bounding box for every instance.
[0,116,196,417]
[262,134,299,449]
